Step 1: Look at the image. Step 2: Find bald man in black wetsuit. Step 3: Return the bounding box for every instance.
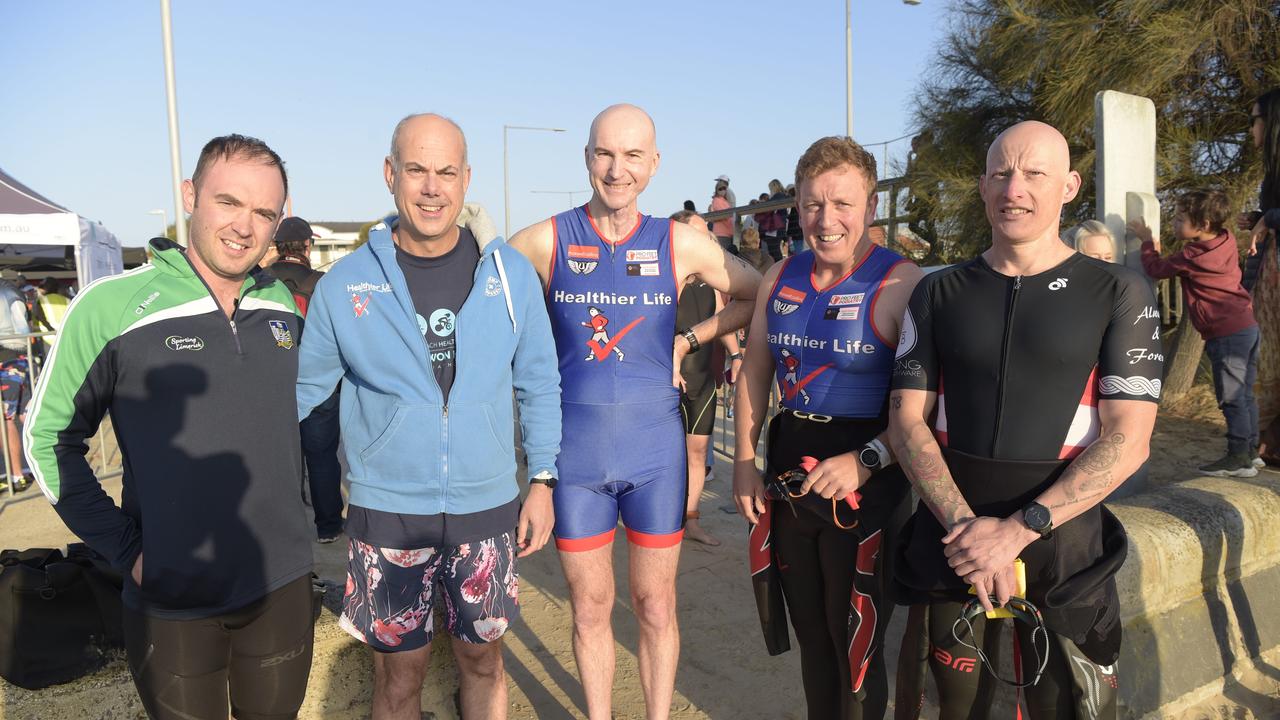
[889,121,1162,720]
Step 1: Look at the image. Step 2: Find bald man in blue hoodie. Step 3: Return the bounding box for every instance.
[297,113,561,720]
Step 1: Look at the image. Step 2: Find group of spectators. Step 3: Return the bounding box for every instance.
[0,274,71,492]
[688,174,804,264]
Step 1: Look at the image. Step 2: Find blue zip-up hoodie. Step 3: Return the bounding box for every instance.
[296,205,561,515]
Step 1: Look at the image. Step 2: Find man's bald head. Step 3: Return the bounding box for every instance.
[584,104,661,213]
[979,120,1081,246]
[390,113,468,169]
[985,121,1070,175]
[587,104,657,153]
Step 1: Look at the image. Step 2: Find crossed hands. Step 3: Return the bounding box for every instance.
[942,516,1038,613]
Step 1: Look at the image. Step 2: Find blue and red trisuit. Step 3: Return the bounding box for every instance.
[544,206,686,551]
[750,246,911,703]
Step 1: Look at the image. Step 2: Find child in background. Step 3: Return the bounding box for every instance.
[1133,189,1262,477]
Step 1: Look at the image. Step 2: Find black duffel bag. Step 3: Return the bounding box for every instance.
[0,543,124,689]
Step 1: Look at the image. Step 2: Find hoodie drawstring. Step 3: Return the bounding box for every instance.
[492,248,517,333]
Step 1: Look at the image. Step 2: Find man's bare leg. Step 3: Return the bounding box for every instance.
[560,543,617,720]
[5,415,24,483]
[371,644,431,720]
[683,433,718,545]
[452,638,507,720]
[629,543,681,720]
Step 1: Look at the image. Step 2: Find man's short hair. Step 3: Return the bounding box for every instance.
[1176,189,1232,235]
[389,113,468,169]
[192,134,288,198]
[794,136,877,196]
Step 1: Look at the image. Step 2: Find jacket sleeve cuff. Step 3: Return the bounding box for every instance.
[526,461,557,479]
[115,534,144,576]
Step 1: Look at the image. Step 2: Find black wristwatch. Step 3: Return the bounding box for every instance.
[1020,501,1053,538]
[678,327,701,353]
[530,473,558,490]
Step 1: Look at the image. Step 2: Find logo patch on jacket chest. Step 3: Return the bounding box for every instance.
[269,320,294,349]
[165,336,204,351]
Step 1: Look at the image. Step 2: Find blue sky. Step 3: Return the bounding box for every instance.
[2,1,949,246]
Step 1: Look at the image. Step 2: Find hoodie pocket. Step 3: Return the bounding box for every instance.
[447,402,514,482]
[358,405,408,462]
[358,404,441,482]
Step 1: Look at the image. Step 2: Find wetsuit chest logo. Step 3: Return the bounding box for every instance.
[567,245,599,275]
[772,286,806,316]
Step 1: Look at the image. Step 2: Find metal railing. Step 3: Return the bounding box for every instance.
[0,330,123,496]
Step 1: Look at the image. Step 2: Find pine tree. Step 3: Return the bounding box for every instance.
[903,0,1280,262]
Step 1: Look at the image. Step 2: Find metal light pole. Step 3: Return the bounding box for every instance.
[503,125,566,239]
[146,209,167,238]
[846,1,923,139]
[845,0,854,138]
[531,190,590,209]
[159,0,186,246]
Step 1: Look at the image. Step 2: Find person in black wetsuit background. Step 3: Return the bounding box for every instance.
[889,121,1163,720]
[671,210,742,546]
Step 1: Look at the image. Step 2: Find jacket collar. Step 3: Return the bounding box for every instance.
[146,237,276,289]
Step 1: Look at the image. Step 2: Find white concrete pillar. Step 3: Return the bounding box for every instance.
[1095,90,1157,269]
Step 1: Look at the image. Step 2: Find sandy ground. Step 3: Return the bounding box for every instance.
[3,383,1279,718]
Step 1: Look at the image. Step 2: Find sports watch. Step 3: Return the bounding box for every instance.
[530,471,557,490]
[857,437,892,471]
[678,327,701,353]
[1020,501,1053,538]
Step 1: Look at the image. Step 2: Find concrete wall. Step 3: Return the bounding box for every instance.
[1113,474,1280,717]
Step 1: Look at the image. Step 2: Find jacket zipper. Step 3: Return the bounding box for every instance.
[991,274,1021,454]
[177,249,254,355]
[229,299,243,355]
[402,249,491,509]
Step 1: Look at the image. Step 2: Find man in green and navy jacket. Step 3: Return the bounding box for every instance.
[24,135,315,719]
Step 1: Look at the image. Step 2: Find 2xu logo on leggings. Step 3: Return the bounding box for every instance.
[259,644,307,668]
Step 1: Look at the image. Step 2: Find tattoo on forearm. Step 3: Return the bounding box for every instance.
[1049,433,1125,512]
[891,396,902,409]
[899,426,970,526]
[1076,433,1124,473]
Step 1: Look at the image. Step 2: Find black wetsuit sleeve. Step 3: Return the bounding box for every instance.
[891,274,938,392]
[1097,271,1163,402]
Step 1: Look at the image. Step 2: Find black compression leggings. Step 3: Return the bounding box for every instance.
[773,505,894,720]
[123,574,316,720]
[924,600,1117,720]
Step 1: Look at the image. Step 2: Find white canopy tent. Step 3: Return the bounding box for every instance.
[0,166,123,288]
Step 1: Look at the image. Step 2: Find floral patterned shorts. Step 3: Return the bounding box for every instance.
[338,531,519,651]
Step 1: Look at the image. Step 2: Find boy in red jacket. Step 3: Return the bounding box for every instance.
[1133,189,1261,477]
